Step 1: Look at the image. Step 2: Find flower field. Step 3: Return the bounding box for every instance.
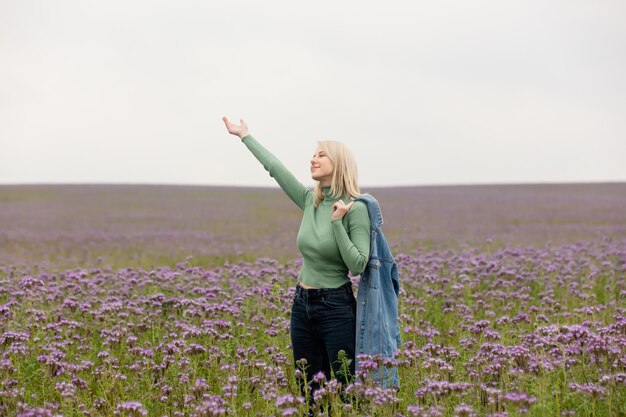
[1,183,625,416]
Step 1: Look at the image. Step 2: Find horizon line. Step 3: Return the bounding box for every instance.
[1,180,625,188]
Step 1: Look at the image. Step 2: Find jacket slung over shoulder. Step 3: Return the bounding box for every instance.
[353,193,401,388]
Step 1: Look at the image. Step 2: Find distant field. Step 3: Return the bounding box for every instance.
[1,183,625,269]
[0,183,625,416]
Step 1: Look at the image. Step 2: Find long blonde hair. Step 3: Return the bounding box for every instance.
[313,140,362,207]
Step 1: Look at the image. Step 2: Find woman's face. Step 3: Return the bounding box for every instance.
[310,146,334,186]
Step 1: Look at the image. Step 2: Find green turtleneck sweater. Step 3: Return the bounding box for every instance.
[242,135,370,288]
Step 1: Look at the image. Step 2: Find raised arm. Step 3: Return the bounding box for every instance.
[222,117,309,210]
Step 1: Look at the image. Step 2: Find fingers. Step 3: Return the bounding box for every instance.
[336,201,354,210]
[330,200,354,221]
[332,201,343,209]
[331,200,354,213]
[223,116,242,136]
[222,116,248,131]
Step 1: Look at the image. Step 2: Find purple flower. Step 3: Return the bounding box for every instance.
[114,401,147,416]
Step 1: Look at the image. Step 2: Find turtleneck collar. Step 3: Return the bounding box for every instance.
[321,185,343,203]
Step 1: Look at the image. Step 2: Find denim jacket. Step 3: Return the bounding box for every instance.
[354,194,401,388]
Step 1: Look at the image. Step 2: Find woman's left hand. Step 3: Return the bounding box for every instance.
[331,200,354,221]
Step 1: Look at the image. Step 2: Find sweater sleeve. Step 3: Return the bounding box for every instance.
[331,201,370,275]
[241,135,309,210]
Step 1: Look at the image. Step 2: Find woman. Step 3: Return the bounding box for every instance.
[222,117,370,403]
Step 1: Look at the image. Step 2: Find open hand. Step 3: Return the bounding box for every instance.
[222,116,249,139]
[331,200,354,221]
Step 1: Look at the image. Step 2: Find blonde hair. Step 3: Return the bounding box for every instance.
[313,140,362,207]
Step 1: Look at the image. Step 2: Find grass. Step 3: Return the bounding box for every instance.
[1,184,626,416]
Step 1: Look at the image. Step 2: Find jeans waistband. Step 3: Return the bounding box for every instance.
[295,281,352,298]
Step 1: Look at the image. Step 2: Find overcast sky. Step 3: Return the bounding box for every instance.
[1,0,625,187]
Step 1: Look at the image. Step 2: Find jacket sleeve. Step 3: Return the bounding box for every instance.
[241,135,309,210]
[331,201,370,275]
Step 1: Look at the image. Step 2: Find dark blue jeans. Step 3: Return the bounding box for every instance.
[291,282,356,401]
